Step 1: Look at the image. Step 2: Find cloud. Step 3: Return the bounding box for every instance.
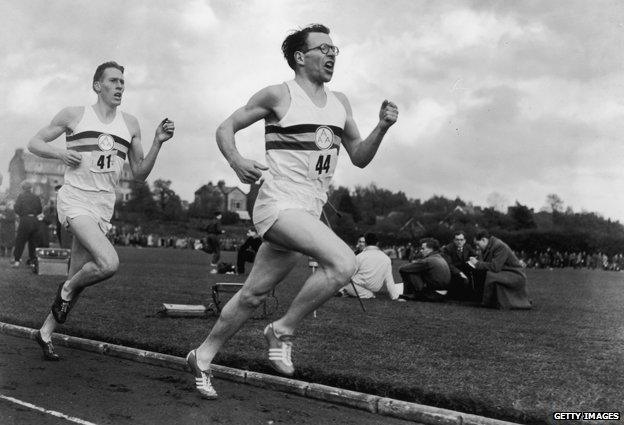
[181,0,219,33]
[1,0,623,224]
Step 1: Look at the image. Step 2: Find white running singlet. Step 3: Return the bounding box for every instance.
[252,80,347,236]
[64,106,132,193]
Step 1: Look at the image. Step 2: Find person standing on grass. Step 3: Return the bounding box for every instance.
[27,61,175,361]
[0,200,17,258]
[11,181,43,268]
[236,227,262,274]
[204,211,224,271]
[186,23,398,399]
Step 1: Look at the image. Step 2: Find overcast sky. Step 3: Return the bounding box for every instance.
[2,0,623,223]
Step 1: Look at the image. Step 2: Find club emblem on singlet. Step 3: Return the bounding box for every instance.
[314,126,334,150]
[97,133,115,151]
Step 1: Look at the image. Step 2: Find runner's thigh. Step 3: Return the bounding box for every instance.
[264,209,354,267]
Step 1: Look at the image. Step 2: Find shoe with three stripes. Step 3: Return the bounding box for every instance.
[186,350,217,399]
[263,323,294,376]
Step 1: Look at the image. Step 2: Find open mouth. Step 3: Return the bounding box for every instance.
[114,93,122,100]
[324,61,334,71]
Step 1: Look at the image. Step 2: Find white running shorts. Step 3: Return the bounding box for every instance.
[56,184,115,234]
[252,179,324,238]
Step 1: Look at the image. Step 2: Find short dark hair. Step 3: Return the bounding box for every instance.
[475,229,491,240]
[420,237,440,251]
[453,230,466,238]
[93,61,124,92]
[282,24,330,70]
[364,232,378,246]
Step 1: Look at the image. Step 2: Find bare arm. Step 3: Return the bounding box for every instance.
[216,85,287,184]
[27,107,83,167]
[126,114,175,181]
[336,93,398,168]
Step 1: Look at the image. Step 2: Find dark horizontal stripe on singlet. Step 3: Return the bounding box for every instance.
[265,124,343,138]
[67,131,131,149]
[265,141,340,152]
[67,145,126,159]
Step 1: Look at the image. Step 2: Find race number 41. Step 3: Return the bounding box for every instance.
[96,154,113,170]
[90,153,115,173]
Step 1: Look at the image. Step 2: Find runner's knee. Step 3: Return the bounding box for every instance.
[96,254,119,278]
[325,252,357,287]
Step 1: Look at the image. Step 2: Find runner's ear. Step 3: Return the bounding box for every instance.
[294,51,305,66]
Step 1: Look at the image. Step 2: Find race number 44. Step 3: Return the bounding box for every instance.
[315,155,331,175]
[308,149,337,179]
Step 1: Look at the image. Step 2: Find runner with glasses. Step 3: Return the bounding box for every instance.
[186,24,398,399]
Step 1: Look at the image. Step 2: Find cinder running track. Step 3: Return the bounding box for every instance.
[0,333,416,425]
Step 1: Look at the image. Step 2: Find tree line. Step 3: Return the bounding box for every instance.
[325,185,624,255]
[114,180,624,255]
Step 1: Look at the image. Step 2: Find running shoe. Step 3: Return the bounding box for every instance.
[263,323,294,376]
[35,331,60,361]
[186,350,217,399]
[51,282,81,324]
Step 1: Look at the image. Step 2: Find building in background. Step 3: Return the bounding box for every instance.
[191,180,249,220]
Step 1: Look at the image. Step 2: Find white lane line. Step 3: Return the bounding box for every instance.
[0,394,99,425]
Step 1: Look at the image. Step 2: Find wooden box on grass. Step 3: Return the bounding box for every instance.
[36,248,70,276]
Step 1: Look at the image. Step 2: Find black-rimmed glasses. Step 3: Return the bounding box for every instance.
[302,43,339,56]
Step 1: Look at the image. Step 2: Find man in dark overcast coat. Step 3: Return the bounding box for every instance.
[468,230,532,309]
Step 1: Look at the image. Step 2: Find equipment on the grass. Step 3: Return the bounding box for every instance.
[212,282,245,312]
[211,282,277,317]
[35,248,70,276]
[159,282,277,319]
[161,304,209,317]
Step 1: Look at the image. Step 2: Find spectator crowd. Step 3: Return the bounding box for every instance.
[379,244,623,272]
[517,249,623,271]
[107,225,243,252]
[2,184,621,282]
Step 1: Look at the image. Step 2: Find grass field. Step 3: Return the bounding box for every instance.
[1,247,622,424]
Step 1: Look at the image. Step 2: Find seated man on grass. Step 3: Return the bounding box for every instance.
[399,237,450,302]
[354,234,366,255]
[339,232,401,300]
[441,230,478,301]
[468,230,532,309]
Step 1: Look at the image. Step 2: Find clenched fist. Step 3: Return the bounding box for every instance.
[379,100,398,130]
